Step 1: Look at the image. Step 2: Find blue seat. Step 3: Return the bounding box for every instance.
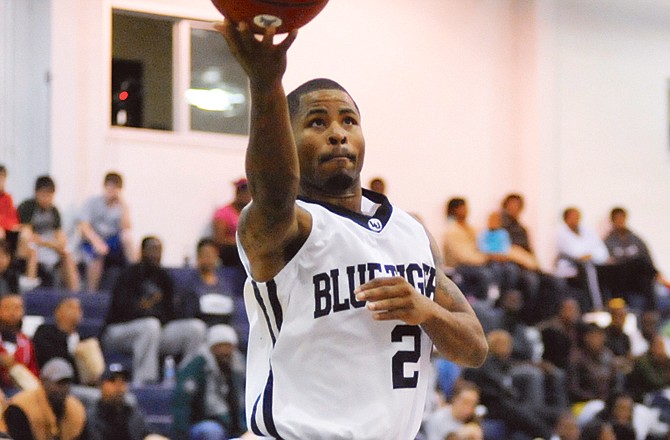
[131,384,174,437]
[23,288,64,317]
[23,288,111,323]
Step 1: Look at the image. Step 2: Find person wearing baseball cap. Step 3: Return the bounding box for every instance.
[173,324,246,440]
[86,363,159,440]
[1,357,86,440]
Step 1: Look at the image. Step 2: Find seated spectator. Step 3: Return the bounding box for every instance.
[492,289,569,411]
[626,333,670,403]
[1,357,86,440]
[579,419,616,440]
[175,238,244,332]
[212,178,250,268]
[501,193,559,323]
[173,324,245,440]
[0,293,39,392]
[77,171,134,292]
[592,391,636,440]
[478,212,511,257]
[0,241,19,296]
[549,410,581,440]
[554,207,609,312]
[32,297,83,383]
[604,299,633,374]
[16,176,79,291]
[86,363,159,440]
[568,323,621,404]
[368,176,386,195]
[537,297,585,373]
[462,330,554,440]
[102,236,206,385]
[603,206,668,311]
[422,381,480,440]
[639,309,661,348]
[451,422,484,440]
[443,198,519,300]
[32,296,105,407]
[0,165,19,246]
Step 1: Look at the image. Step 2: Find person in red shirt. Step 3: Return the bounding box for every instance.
[0,165,19,244]
[0,293,39,391]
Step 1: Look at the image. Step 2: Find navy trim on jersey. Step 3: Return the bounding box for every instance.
[251,370,283,439]
[297,188,393,233]
[267,280,284,331]
[252,281,277,345]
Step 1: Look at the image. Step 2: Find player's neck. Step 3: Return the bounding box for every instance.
[300,186,362,213]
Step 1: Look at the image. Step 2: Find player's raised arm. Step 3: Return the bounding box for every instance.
[216,21,305,280]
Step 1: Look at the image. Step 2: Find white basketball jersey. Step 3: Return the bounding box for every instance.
[239,190,437,440]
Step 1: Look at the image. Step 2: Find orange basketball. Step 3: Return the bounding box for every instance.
[211,0,329,34]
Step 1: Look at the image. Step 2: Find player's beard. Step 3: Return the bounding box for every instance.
[322,173,355,193]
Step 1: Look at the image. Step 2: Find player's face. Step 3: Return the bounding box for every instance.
[293,90,365,195]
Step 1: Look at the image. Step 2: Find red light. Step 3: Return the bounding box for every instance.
[119,91,129,101]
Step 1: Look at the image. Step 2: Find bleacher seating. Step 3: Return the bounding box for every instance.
[20,266,248,437]
[131,384,174,437]
[23,288,110,339]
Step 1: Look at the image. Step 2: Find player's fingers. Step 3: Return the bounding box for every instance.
[356,281,410,302]
[260,25,277,46]
[371,308,413,322]
[278,29,298,51]
[366,297,408,312]
[357,276,404,291]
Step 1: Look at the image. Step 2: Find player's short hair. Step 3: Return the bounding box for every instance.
[287,78,360,121]
[35,175,55,192]
[104,171,123,188]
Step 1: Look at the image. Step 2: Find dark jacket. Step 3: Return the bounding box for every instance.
[86,400,150,440]
[104,262,175,329]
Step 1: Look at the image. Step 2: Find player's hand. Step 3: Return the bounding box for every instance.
[355,276,434,326]
[214,19,297,88]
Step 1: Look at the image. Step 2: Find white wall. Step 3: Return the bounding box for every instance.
[551,1,670,274]
[8,0,670,273]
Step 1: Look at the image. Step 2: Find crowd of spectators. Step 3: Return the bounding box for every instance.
[422,192,670,440]
[1,168,670,439]
[0,167,250,439]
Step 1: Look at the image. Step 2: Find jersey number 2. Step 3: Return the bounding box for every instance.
[391,325,421,389]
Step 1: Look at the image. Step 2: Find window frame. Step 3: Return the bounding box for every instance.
[106,3,248,147]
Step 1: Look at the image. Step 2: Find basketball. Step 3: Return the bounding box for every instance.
[211,0,329,34]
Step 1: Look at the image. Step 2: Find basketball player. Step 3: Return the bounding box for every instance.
[216,20,488,439]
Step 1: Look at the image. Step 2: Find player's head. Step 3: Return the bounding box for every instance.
[287,78,365,196]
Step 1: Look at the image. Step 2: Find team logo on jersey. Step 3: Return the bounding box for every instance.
[368,218,383,231]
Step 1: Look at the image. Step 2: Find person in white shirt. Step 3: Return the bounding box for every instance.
[555,207,610,311]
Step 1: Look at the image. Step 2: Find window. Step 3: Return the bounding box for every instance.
[111,10,249,135]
